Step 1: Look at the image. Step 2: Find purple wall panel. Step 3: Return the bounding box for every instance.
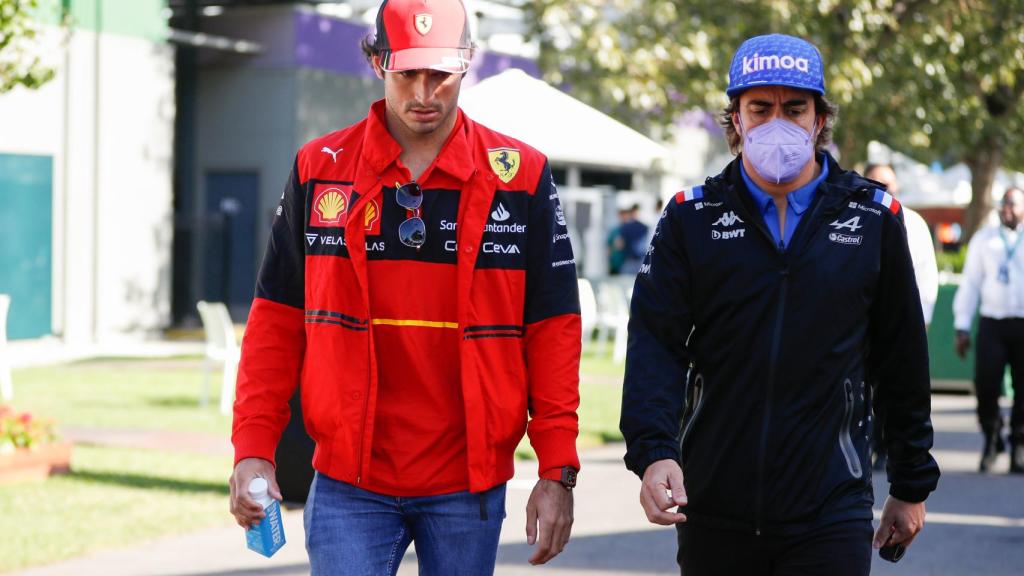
[293,12,377,78]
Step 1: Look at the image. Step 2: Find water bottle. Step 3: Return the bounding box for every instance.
[245,477,286,557]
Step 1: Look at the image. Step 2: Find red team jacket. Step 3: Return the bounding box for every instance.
[232,101,582,493]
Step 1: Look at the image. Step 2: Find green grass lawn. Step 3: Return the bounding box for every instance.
[0,445,233,572]
[1,351,625,571]
[11,358,232,435]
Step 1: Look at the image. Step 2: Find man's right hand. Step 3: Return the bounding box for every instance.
[640,459,688,525]
[229,457,281,529]
[955,330,971,359]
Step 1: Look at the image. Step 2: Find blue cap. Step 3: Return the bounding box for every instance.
[726,34,825,98]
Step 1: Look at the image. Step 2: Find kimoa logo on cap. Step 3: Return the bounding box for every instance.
[742,52,810,75]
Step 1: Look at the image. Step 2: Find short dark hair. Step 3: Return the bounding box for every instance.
[360,34,379,69]
[718,92,838,155]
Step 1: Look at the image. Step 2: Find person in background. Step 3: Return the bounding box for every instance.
[953,186,1024,474]
[227,0,583,573]
[612,204,650,276]
[864,163,939,471]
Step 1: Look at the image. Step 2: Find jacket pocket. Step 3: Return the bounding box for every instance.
[839,378,864,479]
[679,372,705,458]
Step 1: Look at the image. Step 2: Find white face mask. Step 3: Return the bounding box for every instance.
[740,117,818,185]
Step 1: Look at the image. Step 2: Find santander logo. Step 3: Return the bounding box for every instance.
[742,52,810,75]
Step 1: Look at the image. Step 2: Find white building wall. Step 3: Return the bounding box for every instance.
[0,27,174,344]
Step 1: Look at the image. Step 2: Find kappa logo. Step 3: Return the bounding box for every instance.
[491,203,511,222]
[830,216,863,232]
[712,211,745,227]
[320,146,343,163]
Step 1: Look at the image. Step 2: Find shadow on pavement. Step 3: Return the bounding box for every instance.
[69,470,230,496]
[496,529,678,574]
[164,564,310,576]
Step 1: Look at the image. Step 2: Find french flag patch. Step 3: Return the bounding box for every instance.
[872,189,901,214]
[674,185,704,204]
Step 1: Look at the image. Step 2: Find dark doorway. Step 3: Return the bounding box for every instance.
[203,171,259,321]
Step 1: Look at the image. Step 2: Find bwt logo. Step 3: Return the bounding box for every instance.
[712,229,746,240]
[742,53,810,75]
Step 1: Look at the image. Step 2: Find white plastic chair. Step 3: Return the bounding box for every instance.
[197,301,240,414]
[578,278,598,345]
[0,294,11,401]
[595,280,631,363]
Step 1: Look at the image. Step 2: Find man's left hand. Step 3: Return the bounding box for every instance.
[525,479,574,565]
[873,495,926,549]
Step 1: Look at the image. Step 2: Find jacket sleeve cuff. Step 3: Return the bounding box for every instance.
[889,484,931,503]
[626,445,680,479]
[232,425,282,468]
[531,427,581,479]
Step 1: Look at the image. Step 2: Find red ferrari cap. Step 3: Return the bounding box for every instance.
[375,0,472,73]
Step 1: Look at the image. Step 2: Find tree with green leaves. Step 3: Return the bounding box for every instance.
[0,0,56,93]
[525,0,1024,239]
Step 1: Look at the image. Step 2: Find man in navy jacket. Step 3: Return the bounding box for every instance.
[620,34,939,576]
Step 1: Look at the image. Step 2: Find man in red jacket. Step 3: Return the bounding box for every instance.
[227,1,583,573]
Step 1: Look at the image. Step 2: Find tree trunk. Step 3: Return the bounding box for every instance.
[963,137,1005,242]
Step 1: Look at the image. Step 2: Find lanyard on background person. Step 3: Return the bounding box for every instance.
[997,226,1023,284]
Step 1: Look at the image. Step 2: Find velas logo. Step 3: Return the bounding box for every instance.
[309,183,351,228]
[742,52,810,75]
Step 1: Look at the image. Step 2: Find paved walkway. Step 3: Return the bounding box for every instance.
[12,396,1024,576]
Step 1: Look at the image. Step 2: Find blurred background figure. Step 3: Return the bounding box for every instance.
[953,186,1024,474]
[607,204,649,276]
[865,163,939,471]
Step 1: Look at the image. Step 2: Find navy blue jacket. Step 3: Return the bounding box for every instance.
[621,153,940,534]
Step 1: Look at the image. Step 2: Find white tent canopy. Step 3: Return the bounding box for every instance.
[459,69,669,172]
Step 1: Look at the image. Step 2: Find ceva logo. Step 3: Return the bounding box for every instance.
[742,52,810,75]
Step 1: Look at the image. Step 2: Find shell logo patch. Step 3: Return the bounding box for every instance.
[414,13,432,35]
[488,148,520,184]
[310,183,351,227]
[363,198,381,235]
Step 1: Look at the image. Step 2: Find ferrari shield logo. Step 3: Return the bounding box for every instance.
[414,13,432,35]
[488,148,520,183]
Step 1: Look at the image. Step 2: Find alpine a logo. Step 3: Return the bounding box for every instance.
[830,216,863,232]
[491,203,511,222]
[742,53,810,75]
[712,211,744,227]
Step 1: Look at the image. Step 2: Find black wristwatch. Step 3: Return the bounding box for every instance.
[559,466,578,490]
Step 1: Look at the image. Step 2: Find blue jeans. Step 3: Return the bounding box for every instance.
[304,473,507,576]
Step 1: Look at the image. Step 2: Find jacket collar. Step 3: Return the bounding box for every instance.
[361,100,475,183]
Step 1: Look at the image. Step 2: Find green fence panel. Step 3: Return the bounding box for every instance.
[928,283,976,388]
[0,154,53,339]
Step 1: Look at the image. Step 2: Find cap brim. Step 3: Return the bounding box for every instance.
[381,47,471,73]
[727,80,825,98]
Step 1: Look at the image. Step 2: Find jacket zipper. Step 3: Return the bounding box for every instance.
[356,325,373,484]
[839,379,864,479]
[678,373,705,457]
[754,266,787,536]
